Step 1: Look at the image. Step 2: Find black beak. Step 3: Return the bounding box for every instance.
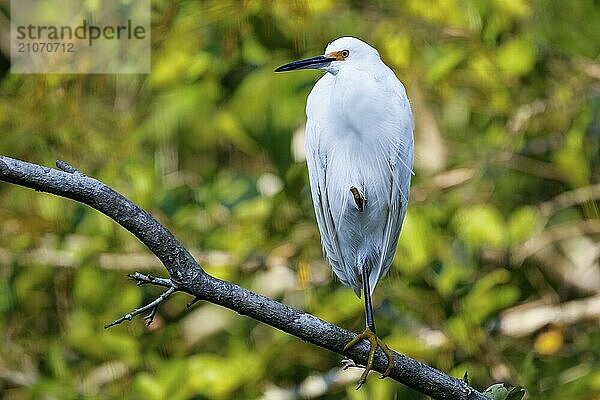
[274,55,335,72]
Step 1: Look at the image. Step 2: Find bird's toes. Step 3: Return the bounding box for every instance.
[376,338,395,379]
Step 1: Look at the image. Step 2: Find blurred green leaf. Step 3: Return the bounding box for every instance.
[508,206,541,245]
[453,204,508,249]
[483,383,526,400]
[426,47,466,83]
[496,38,536,77]
[1,0,599,398]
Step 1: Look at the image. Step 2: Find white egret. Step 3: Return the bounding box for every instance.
[275,37,414,388]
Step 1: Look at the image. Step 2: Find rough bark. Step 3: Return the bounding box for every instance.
[0,155,488,400]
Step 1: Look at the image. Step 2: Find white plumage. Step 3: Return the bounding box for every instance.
[275,36,414,386]
[303,37,414,297]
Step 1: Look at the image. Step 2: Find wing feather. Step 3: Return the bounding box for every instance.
[305,119,350,288]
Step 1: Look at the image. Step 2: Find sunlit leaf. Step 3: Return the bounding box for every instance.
[496,38,536,76]
[508,206,541,245]
[453,204,508,249]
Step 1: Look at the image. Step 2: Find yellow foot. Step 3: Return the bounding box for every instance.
[343,327,395,389]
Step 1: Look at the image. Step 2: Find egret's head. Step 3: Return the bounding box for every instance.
[275,36,379,74]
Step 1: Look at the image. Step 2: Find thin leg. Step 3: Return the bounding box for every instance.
[343,266,395,389]
[362,265,376,333]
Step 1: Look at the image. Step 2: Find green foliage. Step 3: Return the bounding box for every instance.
[1,0,599,398]
[453,205,508,249]
[483,383,526,400]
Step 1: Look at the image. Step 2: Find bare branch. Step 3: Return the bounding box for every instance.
[0,155,489,400]
[539,183,600,218]
[494,294,600,337]
[129,271,173,288]
[104,285,176,328]
[514,219,600,263]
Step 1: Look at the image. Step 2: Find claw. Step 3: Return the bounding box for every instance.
[343,327,395,389]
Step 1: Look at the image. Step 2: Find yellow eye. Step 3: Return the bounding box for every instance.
[341,50,350,58]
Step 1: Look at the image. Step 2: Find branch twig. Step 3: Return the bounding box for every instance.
[104,284,176,328]
[0,155,488,400]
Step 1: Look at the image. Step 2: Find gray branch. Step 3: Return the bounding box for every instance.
[0,155,488,400]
